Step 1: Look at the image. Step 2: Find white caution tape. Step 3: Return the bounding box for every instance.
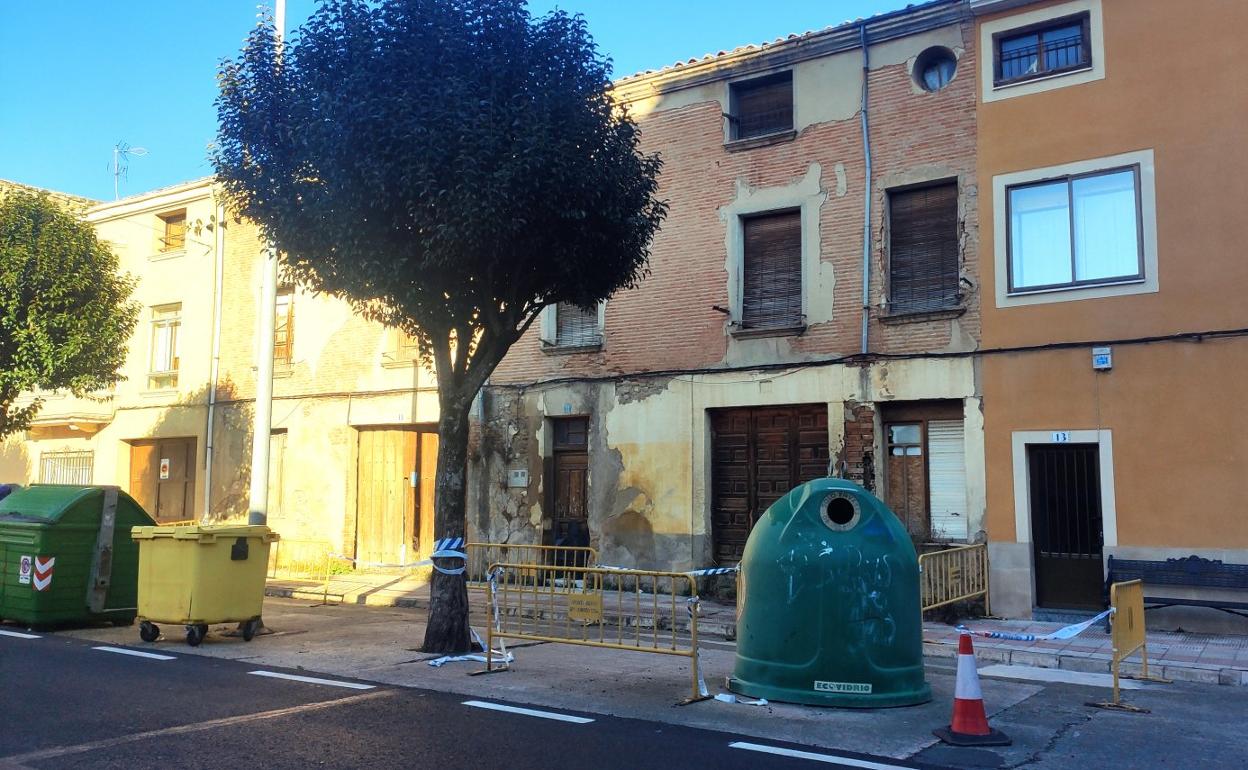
[958,607,1115,642]
[687,596,709,699]
[595,564,739,577]
[714,693,769,706]
[427,651,514,668]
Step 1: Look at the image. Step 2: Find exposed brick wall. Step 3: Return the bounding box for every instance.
[837,401,877,492]
[492,21,979,385]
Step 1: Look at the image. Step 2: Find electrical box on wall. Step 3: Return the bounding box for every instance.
[1092,346,1113,370]
[507,469,529,489]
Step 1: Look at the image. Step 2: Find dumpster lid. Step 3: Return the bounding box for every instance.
[132,524,279,542]
[0,484,110,523]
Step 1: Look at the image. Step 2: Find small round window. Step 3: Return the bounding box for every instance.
[820,494,861,532]
[914,46,957,92]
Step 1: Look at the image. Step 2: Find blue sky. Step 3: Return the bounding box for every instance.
[0,1,906,201]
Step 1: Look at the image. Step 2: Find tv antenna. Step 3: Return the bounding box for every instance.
[110,141,149,200]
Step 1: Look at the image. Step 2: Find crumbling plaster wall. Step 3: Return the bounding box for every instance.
[471,357,983,568]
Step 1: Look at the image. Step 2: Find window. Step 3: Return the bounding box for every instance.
[995,13,1090,86]
[741,210,802,330]
[274,287,294,365]
[149,303,181,389]
[728,71,793,141]
[159,210,187,252]
[385,327,420,365]
[888,182,960,314]
[1007,166,1142,294]
[554,302,602,348]
[914,47,958,92]
[39,450,93,484]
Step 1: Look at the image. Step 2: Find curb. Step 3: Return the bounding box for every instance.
[920,639,1248,687]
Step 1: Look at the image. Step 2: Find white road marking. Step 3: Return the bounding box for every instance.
[92,646,176,661]
[0,691,393,763]
[248,670,375,689]
[978,664,1151,689]
[0,631,41,640]
[462,700,595,724]
[729,741,913,769]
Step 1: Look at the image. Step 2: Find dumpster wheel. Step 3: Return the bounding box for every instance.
[242,619,260,642]
[185,624,208,647]
[139,621,160,643]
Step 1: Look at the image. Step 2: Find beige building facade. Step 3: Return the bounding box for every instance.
[0,179,443,568]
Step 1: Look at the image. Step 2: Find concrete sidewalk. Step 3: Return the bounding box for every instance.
[266,571,1248,687]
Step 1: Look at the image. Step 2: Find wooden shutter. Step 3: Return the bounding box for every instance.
[555,302,600,347]
[732,73,793,140]
[274,290,294,364]
[742,211,802,329]
[888,183,960,314]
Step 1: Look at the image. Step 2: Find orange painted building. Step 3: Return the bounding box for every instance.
[973,0,1248,626]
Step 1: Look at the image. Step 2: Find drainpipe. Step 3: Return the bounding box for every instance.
[203,197,226,521]
[859,22,873,356]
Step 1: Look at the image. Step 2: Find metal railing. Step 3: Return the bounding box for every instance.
[484,562,707,703]
[267,538,335,580]
[465,542,597,588]
[919,543,990,614]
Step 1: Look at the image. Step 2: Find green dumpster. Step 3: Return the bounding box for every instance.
[728,478,931,707]
[0,485,155,627]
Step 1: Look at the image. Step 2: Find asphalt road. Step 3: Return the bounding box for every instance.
[0,631,942,770]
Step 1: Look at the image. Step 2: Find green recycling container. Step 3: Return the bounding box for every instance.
[0,485,155,627]
[728,478,931,707]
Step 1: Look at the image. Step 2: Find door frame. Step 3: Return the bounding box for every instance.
[1010,429,1118,605]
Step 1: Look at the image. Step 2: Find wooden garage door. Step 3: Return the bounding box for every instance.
[128,438,195,522]
[356,428,438,567]
[710,405,828,563]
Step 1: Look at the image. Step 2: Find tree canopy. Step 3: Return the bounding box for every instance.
[0,190,138,439]
[214,0,666,652]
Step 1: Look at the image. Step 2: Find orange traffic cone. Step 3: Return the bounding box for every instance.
[933,631,1011,746]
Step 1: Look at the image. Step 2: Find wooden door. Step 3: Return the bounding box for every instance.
[1028,443,1104,610]
[128,438,195,522]
[549,418,590,545]
[885,422,928,541]
[710,405,828,563]
[356,428,438,566]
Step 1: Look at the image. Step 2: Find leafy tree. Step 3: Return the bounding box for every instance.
[0,190,138,440]
[214,0,666,652]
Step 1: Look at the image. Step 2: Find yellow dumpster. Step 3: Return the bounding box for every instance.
[131,524,279,646]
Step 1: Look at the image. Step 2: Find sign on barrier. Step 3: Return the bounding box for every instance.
[482,562,709,704]
[1089,579,1170,712]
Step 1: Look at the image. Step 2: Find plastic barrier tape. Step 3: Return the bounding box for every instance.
[958,608,1115,642]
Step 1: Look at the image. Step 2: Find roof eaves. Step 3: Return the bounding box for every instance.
[612,0,968,104]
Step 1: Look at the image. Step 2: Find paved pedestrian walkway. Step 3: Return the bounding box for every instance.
[265,571,1248,686]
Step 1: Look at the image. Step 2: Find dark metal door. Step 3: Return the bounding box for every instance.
[710,405,828,563]
[1028,443,1104,610]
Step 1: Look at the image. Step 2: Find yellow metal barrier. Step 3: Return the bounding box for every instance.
[465,543,597,588]
[919,543,990,614]
[483,562,708,704]
[1089,579,1170,712]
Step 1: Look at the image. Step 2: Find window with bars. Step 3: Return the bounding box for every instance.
[741,210,803,330]
[553,302,602,348]
[1007,165,1142,293]
[159,209,187,252]
[728,71,793,141]
[149,303,181,389]
[39,450,94,485]
[274,287,295,365]
[888,182,960,314]
[994,13,1090,86]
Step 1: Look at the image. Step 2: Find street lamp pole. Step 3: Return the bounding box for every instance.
[246,0,285,527]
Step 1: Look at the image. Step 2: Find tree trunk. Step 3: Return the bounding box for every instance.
[420,389,474,654]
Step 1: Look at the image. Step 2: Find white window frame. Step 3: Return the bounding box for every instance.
[540,301,606,349]
[979,0,1105,103]
[148,303,182,390]
[993,149,1157,308]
